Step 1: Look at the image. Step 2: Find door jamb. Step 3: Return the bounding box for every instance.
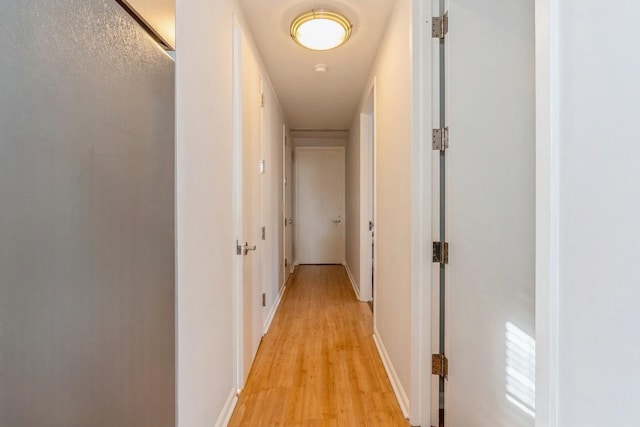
[535,0,559,425]
[231,15,244,392]
[409,0,434,425]
[281,124,287,282]
[259,78,267,331]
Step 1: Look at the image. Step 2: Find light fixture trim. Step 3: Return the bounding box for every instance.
[290,9,352,51]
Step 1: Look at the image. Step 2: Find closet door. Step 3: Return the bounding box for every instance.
[445,1,535,425]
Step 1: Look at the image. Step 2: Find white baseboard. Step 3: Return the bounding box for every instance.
[214,388,238,427]
[344,263,360,300]
[373,329,410,419]
[263,285,286,335]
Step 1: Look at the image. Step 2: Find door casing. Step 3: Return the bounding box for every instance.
[232,19,265,391]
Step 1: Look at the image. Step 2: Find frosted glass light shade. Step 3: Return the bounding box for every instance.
[290,10,352,51]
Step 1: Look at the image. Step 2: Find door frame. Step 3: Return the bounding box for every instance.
[359,81,376,304]
[294,146,346,266]
[228,2,558,425]
[534,0,559,425]
[281,124,286,280]
[231,17,265,393]
[231,15,244,392]
[428,0,443,423]
[282,125,293,279]
[406,0,435,425]
[424,1,553,426]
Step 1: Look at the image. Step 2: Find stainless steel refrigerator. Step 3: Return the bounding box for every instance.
[0,1,175,425]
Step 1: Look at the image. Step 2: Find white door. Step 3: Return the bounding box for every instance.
[283,132,293,275]
[444,1,535,426]
[240,31,263,383]
[359,86,375,304]
[295,147,345,264]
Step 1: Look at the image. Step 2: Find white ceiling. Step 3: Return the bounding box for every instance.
[239,0,396,130]
[124,0,175,49]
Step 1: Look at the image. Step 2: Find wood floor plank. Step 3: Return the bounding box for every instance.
[228,265,408,426]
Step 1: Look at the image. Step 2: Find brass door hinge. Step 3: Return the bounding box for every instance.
[433,241,449,264]
[432,353,449,378]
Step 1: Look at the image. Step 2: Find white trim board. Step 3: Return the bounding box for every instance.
[344,263,360,300]
[407,1,433,424]
[263,285,287,335]
[230,13,245,394]
[534,0,559,425]
[214,388,238,427]
[373,329,410,420]
[358,80,375,305]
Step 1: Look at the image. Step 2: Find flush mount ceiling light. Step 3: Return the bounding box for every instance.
[290,10,352,51]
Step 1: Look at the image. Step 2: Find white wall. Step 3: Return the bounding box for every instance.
[349,0,418,418]
[347,1,432,423]
[372,0,413,413]
[176,1,288,424]
[538,1,640,425]
[293,137,347,148]
[176,0,239,424]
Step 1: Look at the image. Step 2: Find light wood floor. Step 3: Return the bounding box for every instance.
[228,265,408,426]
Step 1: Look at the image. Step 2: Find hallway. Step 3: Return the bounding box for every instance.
[4,1,640,426]
[228,265,407,426]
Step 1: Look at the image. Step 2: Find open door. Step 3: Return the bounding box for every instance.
[439,1,535,425]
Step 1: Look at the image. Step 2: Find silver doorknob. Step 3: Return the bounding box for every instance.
[243,242,257,255]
